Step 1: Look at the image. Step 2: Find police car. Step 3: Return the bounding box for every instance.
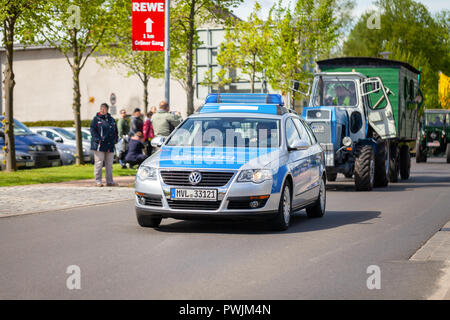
[135,93,326,231]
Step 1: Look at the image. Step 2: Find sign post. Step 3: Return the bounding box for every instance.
[132,0,170,103]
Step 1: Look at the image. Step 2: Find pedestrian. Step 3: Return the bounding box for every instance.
[124,131,148,168]
[117,109,130,169]
[130,108,143,135]
[151,100,183,137]
[90,103,118,187]
[150,106,157,114]
[143,111,155,155]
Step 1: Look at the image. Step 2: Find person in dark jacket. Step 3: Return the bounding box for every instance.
[130,108,143,135]
[90,103,118,186]
[124,131,148,168]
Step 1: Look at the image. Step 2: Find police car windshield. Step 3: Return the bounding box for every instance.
[312,79,357,107]
[166,117,280,148]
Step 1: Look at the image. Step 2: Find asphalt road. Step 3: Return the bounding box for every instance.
[1,158,450,299]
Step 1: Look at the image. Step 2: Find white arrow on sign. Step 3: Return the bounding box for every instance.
[145,18,154,33]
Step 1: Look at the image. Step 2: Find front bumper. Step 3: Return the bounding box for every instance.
[135,169,281,220]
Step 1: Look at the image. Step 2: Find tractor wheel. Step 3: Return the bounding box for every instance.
[326,172,337,182]
[354,145,375,191]
[374,140,389,187]
[416,144,427,163]
[344,172,353,178]
[399,145,411,180]
[389,144,400,182]
[446,143,450,164]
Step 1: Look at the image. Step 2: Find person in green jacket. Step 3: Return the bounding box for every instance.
[151,101,183,137]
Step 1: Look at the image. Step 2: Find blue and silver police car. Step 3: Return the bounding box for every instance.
[135,93,326,231]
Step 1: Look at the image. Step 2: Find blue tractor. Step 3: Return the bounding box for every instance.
[302,57,420,191]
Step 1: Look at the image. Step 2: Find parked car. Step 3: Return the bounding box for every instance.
[0,150,35,170]
[135,93,326,231]
[30,127,93,163]
[0,117,60,168]
[64,127,92,142]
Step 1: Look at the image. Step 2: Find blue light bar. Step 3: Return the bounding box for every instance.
[205,93,284,106]
[199,104,279,114]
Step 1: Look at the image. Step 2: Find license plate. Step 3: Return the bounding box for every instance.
[85,156,91,162]
[311,124,325,133]
[25,161,34,167]
[170,188,217,201]
[427,141,440,147]
[51,160,60,167]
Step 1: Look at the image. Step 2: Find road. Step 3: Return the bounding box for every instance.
[1,158,450,299]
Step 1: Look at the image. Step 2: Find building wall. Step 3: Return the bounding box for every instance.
[0,47,193,122]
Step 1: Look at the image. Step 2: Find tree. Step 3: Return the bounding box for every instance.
[31,0,116,165]
[214,2,273,93]
[0,0,41,172]
[343,0,450,110]
[170,0,243,115]
[99,0,164,114]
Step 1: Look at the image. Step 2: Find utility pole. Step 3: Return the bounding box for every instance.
[164,0,170,104]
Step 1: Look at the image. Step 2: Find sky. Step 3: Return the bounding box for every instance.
[232,0,449,20]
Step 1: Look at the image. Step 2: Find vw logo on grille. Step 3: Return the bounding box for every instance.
[188,171,202,185]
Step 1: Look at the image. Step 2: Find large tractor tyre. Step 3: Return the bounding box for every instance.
[326,172,337,182]
[306,177,326,218]
[446,143,450,164]
[374,141,389,187]
[416,144,427,163]
[354,145,375,191]
[389,144,400,183]
[344,172,353,178]
[399,145,411,180]
[137,215,162,228]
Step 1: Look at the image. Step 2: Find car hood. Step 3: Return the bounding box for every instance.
[149,146,281,170]
[3,134,54,152]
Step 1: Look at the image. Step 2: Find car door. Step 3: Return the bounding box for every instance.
[360,77,397,139]
[285,117,311,208]
[301,119,323,199]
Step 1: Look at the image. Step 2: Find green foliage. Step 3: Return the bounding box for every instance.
[23,120,92,128]
[343,0,450,110]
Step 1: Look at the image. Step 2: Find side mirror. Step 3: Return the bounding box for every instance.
[54,137,63,143]
[288,140,309,151]
[350,111,363,133]
[151,136,165,148]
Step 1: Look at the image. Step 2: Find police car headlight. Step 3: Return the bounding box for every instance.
[238,169,272,184]
[137,166,157,180]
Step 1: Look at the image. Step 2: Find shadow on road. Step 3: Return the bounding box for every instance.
[154,210,381,235]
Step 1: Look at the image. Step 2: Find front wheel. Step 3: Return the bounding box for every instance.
[399,145,411,180]
[137,215,162,228]
[306,177,326,218]
[269,182,292,231]
[326,172,337,182]
[354,145,375,191]
[374,140,389,187]
[416,143,427,163]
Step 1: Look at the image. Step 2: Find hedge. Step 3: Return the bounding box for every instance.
[23,120,95,128]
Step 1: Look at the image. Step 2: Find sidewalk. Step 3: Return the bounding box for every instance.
[411,221,450,299]
[0,177,136,218]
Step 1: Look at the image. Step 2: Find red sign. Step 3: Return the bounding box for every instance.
[132,0,165,51]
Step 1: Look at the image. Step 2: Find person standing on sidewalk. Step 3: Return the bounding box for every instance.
[117,109,129,169]
[90,103,118,187]
[151,101,183,137]
[130,108,143,135]
[142,111,155,155]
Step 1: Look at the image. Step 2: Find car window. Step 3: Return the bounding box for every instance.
[301,120,317,144]
[40,130,56,140]
[285,118,302,148]
[292,118,312,145]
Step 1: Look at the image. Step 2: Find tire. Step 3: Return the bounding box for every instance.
[344,172,353,178]
[326,172,337,182]
[354,145,375,191]
[374,140,389,187]
[137,215,162,228]
[269,182,292,231]
[306,177,326,218]
[416,144,427,163]
[446,143,450,164]
[399,145,411,180]
[389,144,399,182]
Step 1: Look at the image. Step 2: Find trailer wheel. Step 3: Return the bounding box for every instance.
[374,140,389,187]
[389,144,399,182]
[399,145,411,180]
[326,172,337,182]
[416,144,427,163]
[354,145,375,191]
[446,143,450,164]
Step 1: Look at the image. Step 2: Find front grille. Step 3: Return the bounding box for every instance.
[309,121,332,144]
[144,196,163,207]
[160,171,234,187]
[48,155,60,160]
[167,199,222,211]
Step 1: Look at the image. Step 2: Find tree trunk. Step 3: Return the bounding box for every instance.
[185,0,196,115]
[3,18,17,172]
[143,74,149,114]
[71,32,84,165]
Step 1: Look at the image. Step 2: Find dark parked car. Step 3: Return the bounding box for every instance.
[0,117,61,168]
